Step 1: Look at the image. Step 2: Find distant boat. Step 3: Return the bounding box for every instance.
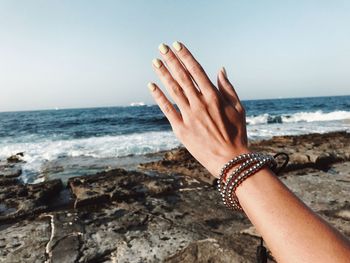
[130,102,146,107]
[55,107,59,110]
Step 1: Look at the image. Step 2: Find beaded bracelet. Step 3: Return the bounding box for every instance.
[221,156,264,210]
[219,156,260,200]
[225,156,275,210]
[217,153,262,196]
[217,153,276,211]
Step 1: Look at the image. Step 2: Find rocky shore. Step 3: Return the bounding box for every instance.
[1,131,349,263]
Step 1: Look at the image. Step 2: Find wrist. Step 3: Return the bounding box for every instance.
[214,146,252,178]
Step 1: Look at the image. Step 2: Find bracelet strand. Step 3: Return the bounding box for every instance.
[225,156,275,210]
[217,153,262,196]
[218,152,276,211]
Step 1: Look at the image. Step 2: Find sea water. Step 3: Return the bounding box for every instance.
[0,95,349,183]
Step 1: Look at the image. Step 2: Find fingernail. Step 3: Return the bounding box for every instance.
[148,82,156,92]
[158,43,169,54]
[152,58,162,68]
[221,67,227,78]
[172,41,182,51]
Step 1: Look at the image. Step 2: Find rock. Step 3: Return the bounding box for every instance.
[44,212,83,263]
[0,217,51,262]
[68,168,179,209]
[240,226,261,238]
[0,166,22,178]
[1,132,349,262]
[0,179,63,223]
[139,148,215,185]
[164,238,249,263]
[336,210,350,221]
[139,132,350,182]
[281,162,350,212]
[315,153,340,171]
[6,153,24,163]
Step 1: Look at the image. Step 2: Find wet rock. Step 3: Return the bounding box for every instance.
[6,153,24,163]
[0,166,22,178]
[0,179,63,223]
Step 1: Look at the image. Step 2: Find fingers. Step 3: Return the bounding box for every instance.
[217,67,245,113]
[152,58,189,111]
[172,42,215,96]
[158,43,200,101]
[147,82,182,126]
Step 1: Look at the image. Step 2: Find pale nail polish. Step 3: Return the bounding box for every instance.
[158,43,169,54]
[148,82,156,92]
[222,67,227,78]
[172,41,182,51]
[152,58,162,68]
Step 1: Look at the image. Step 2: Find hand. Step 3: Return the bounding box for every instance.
[148,42,249,178]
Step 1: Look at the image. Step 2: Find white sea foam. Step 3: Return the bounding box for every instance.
[0,132,179,160]
[246,110,350,125]
[1,111,349,183]
[0,131,180,182]
[281,110,350,123]
[246,114,269,125]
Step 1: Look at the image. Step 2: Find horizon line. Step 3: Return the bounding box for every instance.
[0,94,349,114]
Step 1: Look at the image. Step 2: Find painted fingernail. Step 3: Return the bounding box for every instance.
[172,41,182,51]
[222,67,227,78]
[158,43,169,54]
[147,82,156,92]
[152,58,162,68]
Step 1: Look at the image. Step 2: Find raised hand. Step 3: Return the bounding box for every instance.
[148,42,249,178]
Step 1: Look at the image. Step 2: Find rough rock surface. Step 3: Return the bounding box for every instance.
[0,159,63,224]
[139,131,350,184]
[0,132,349,262]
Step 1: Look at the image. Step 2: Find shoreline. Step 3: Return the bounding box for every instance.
[0,131,349,262]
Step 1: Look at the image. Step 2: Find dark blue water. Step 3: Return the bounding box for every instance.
[0,95,349,183]
[0,95,349,142]
[0,106,169,141]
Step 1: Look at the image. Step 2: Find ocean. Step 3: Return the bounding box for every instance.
[0,95,349,183]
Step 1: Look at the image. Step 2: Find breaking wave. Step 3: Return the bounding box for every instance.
[246,111,350,125]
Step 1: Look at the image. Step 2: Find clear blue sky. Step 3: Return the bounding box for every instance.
[0,0,349,111]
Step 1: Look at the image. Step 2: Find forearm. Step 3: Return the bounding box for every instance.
[235,167,350,263]
[149,42,350,262]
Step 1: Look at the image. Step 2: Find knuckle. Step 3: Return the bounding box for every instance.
[192,102,206,116]
[162,101,174,115]
[171,84,182,95]
[176,69,189,83]
[236,104,246,115]
[189,62,203,75]
[206,89,220,105]
[163,72,173,84]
